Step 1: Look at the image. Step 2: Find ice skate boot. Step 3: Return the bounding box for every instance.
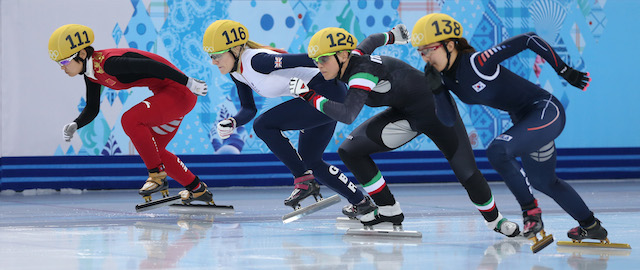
[522,207,554,253]
[281,176,340,224]
[558,219,630,249]
[179,182,214,205]
[485,213,520,237]
[361,202,404,229]
[135,169,183,212]
[346,202,421,238]
[342,196,378,218]
[139,171,169,202]
[283,175,322,210]
[168,179,234,215]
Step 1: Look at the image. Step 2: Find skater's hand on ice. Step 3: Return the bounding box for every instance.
[388,24,410,44]
[558,66,590,91]
[62,122,77,142]
[289,77,316,101]
[187,77,208,96]
[217,117,236,139]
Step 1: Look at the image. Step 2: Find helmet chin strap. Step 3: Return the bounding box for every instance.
[78,50,88,75]
[442,41,452,73]
[230,45,245,73]
[334,54,344,81]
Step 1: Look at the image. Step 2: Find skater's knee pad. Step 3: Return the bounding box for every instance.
[338,146,359,165]
[486,139,513,166]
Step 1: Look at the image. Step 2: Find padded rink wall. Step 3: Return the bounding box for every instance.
[1,0,639,190]
[2,148,639,191]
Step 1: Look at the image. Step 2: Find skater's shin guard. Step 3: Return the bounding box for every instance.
[363,171,395,206]
[461,170,499,222]
[160,151,196,186]
[312,163,364,204]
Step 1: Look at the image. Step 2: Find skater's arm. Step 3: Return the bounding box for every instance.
[73,76,103,128]
[230,76,258,127]
[474,32,589,90]
[290,73,373,125]
[354,24,410,55]
[251,53,317,72]
[354,33,389,56]
[103,53,189,85]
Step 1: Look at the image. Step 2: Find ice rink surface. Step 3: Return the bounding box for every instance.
[1,179,638,270]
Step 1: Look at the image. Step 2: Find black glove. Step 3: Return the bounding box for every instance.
[424,63,445,94]
[299,89,318,101]
[558,66,590,91]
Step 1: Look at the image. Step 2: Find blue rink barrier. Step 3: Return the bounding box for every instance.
[0,148,639,191]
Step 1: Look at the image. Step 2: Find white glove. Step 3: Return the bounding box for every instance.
[217,118,236,139]
[289,77,309,97]
[62,122,78,142]
[187,77,208,96]
[389,24,410,44]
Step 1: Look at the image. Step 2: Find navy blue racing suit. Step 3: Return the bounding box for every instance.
[439,32,594,225]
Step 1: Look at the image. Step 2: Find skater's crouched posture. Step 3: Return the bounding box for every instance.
[202,20,371,212]
[411,13,606,249]
[289,26,519,236]
[49,24,212,204]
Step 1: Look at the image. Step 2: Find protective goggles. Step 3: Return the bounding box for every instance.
[417,44,443,56]
[58,52,78,66]
[209,49,230,61]
[312,52,338,66]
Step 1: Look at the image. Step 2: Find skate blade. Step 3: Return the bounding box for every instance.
[557,245,632,256]
[335,217,394,230]
[134,221,182,231]
[346,228,422,238]
[530,233,554,253]
[557,240,631,249]
[168,204,235,215]
[282,195,341,224]
[135,195,181,212]
[342,233,422,245]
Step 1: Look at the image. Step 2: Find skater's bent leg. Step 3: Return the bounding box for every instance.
[521,142,594,224]
[121,104,163,170]
[159,149,197,186]
[428,116,502,222]
[299,122,364,204]
[339,110,415,207]
[253,105,308,177]
[487,139,537,207]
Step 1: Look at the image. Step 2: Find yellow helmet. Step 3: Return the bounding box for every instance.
[48,24,95,62]
[203,20,249,54]
[411,13,463,47]
[307,27,357,60]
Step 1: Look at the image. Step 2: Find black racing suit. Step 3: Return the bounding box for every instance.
[301,33,503,223]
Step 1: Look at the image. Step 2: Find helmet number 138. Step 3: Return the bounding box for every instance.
[431,20,461,37]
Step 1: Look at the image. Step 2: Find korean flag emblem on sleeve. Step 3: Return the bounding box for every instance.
[472,81,486,92]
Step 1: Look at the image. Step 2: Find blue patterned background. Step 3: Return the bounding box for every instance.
[55,0,635,157]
